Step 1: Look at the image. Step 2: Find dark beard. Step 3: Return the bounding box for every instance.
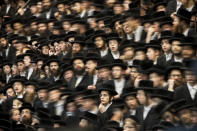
[22,117,32,125]
[74,68,85,75]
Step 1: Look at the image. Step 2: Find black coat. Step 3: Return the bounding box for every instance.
[2,46,16,63]
[174,84,197,106]
[135,105,160,131]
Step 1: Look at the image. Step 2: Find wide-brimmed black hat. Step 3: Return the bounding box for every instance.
[80,111,97,123]
[106,33,121,43]
[159,16,173,28]
[91,30,106,40]
[151,88,174,101]
[150,11,167,22]
[180,36,197,48]
[112,98,125,109]
[2,60,12,67]
[19,102,34,112]
[169,33,185,43]
[71,35,86,46]
[147,65,165,75]
[153,0,167,11]
[110,59,127,70]
[71,53,84,64]
[165,62,184,80]
[145,40,161,50]
[136,80,154,91]
[159,30,173,41]
[97,80,118,96]
[121,87,136,99]
[176,8,192,22]
[96,59,111,70]
[175,104,194,113]
[84,52,100,62]
[46,56,60,65]
[103,120,122,131]
[9,76,26,85]
[81,90,99,99]
[119,40,136,52]
[65,31,77,41]
[137,59,153,74]
[152,121,175,131]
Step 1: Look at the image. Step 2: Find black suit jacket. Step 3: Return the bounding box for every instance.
[174,84,197,106]
[68,73,92,90]
[135,105,160,131]
[103,51,116,62]
[2,46,16,63]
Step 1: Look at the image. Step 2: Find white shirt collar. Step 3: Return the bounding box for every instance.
[111,52,120,59]
[183,28,189,36]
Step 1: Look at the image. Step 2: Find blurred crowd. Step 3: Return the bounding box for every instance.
[0,0,197,131]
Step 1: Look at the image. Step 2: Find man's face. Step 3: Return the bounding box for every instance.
[161,39,171,53]
[72,2,81,13]
[49,89,61,102]
[50,62,59,74]
[179,109,192,125]
[42,0,51,9]
[81,98,95,111]
[6,88,16,98]
[94,37,105,49]
[3,65,11,74]
[13,82,24,94]
[0,37,8,48]
[100,91,112,105]
[185,70,197,84]
[42,45,49,55]
[17,62,25,72]
[37,61,43,70]
[24,56,31,67]
[123,21,132,34]
[130,67,139,81]
[73,59,85,75]
[38,23,47,33]
[109,40,119,52]
[112,66,123,79]
[25,85,36,94]
[169,69,183,86]
[125,96,138,109]
[21,109,32,124]
[136,90,146,105]
[38,89,48,101]
[98,68,111,80]
[72,43,81,53]
[57,4,65,13]
[85,60,97,74]
[63,70,74,82]
[123,47,134,60]
[113,4,123,14]
[135,51,146,60]
[171,40,182,55]
[149,73,162,87]
[146,48,156,61]
[181,46,195,59]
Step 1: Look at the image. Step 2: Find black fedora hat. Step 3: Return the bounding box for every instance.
[165,62,184,80]
[46,56,60,65]
[112,98,125,109]
[175,104,194,113]
[80,111,97,123]
[71,52,84,64]
[147,65,165,75]
[81,90,99,99]
[145,40,161,50]
[159,30,173,41]
[84,52,100,63]
[151,88,174,101]
[121,87,136,99]
[96,59,111,70]
[176,8,192,22]
[103,120,122,131]
[106,33,121,43]
[180,36,197,48]
[97,80,118,96]
[91,30,106,40]
[110,59,127,70]
[169,33,185,43]
[150,11,167,22]
[136,80,154,91]
[119,40,136,52]
[71,35,86,47]
[19,102,34,112]
[153,0,167,11]
[152,121,174,131]
[64,31,77,41]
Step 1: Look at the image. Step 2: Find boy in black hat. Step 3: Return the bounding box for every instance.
[157,30,173,67]
[2,61,12,83]
[111,59,128,97]
[104,33,121,62]
[10,76,26,98]
[135,80,160,131]
[146,40,161,64]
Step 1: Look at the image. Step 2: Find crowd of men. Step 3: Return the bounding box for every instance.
[0,0,197,130]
